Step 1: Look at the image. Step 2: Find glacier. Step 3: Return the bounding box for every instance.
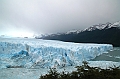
[0,38,113,69]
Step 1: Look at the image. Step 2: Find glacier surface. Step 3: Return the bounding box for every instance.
[0,38,113,69]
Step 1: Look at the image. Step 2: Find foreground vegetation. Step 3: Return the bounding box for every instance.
[40,61,120,79]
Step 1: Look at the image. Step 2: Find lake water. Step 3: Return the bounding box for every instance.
[91,47,120,62]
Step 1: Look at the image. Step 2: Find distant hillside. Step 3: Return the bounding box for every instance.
[38,21,120,47]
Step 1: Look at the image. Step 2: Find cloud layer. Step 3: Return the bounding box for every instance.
[0,0,120,36]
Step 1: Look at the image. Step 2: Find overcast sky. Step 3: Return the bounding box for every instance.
[0,0,120,37]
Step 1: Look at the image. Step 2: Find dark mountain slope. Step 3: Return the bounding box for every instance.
[39,22,120,47]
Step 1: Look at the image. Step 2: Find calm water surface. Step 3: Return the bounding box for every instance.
[91,47,120,62]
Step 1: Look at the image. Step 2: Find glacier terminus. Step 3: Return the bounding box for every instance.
[0,37,113,69]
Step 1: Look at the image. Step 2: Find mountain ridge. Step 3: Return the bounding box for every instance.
[37,21,120,47]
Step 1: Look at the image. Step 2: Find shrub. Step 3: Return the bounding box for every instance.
[40,61,120,79]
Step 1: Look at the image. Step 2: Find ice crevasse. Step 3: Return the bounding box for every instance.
[0,38,113,68]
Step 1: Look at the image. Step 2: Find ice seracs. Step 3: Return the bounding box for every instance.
[0,38,113,69]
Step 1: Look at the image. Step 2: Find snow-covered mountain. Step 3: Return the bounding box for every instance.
[0,38,113,69]
[40,21,120,47]
[65,21,120,34]
[83,21,120,32]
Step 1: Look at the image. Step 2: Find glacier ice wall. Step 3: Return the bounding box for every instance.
[0,38,113,68]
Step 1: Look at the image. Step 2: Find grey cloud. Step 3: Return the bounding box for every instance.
[0,0,120,36]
